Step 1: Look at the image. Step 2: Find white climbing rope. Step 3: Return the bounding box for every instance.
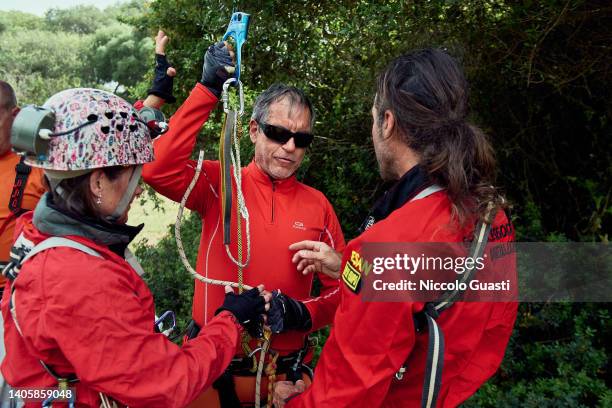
[174,150,253,290]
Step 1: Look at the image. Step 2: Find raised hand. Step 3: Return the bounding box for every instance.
[154,30,177,77]
[199,41,236,97]
[146,30,177,105]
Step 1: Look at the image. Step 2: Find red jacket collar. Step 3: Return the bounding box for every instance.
[245,160,298,192]
[16,211,125,264]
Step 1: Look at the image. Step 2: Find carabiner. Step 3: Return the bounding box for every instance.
[154,310,176,336]
[222,12,250,82]
[222,78,244,116]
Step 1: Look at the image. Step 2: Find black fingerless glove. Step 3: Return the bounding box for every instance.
[199,42,235,98]
[216,287,266,338]
[147,54,176,103]
[268,290,312,334]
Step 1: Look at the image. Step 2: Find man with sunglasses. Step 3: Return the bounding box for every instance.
[142,41,344,407]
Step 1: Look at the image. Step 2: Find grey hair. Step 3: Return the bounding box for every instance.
[251,83,315,131]
[0,80,17,111]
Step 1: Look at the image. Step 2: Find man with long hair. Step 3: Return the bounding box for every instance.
[274,49,518,407]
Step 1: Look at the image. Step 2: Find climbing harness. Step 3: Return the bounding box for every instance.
[393,193,497,408]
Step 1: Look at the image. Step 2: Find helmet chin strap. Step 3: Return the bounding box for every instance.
[45,169,93,199]
[105,165,143,223]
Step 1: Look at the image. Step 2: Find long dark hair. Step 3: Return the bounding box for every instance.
[375,48,504,225]
[44,166,125,221]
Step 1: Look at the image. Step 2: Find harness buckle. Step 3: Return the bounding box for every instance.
[395,366,406,380]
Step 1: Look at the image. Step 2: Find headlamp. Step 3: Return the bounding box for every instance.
[10,105,55,160]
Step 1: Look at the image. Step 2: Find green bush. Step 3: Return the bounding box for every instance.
[136,212,201,332]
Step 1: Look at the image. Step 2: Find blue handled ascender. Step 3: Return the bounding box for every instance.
[222,12,250,81]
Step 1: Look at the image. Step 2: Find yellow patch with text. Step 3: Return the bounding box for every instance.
[350,250,363,271]
[342,262,362,293]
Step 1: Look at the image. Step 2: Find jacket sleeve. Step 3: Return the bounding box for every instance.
[142,83,220,215]
[302,199,346,331]
[33,251,240,408]
[289,284,417,407]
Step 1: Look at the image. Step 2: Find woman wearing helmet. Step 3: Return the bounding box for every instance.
[1,88,269,407]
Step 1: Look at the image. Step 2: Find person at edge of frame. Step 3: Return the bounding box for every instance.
[140,31,345,407]
[272,48,519,407]
[0,80,46,408]
[0,82,46,294]
[1,46,271,408]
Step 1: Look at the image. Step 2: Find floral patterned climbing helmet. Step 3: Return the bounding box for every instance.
[26,88,154,171]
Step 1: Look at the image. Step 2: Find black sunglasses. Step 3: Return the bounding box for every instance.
[258,122,314,148]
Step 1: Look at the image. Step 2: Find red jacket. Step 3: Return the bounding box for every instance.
[1,210,240,408]
[289,189,517,407]
[142,84,345,354]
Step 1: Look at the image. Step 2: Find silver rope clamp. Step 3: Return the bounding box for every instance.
[222,77,244,116]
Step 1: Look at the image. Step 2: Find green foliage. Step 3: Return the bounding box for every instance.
[84,23,153,89]
[0,29,88,104]
[0,2,154,105]
[44,5,109,34]
[0,11,44,31]
[464,303,611,407]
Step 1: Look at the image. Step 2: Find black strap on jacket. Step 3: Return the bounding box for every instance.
[9,156,32,216]
[396,203,495,408]
[0,157,32,240]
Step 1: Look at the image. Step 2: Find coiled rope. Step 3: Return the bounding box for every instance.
[173,95,272,407]
[174,149,253,290]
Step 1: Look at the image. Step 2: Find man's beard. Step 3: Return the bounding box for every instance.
[374,129,396,182]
